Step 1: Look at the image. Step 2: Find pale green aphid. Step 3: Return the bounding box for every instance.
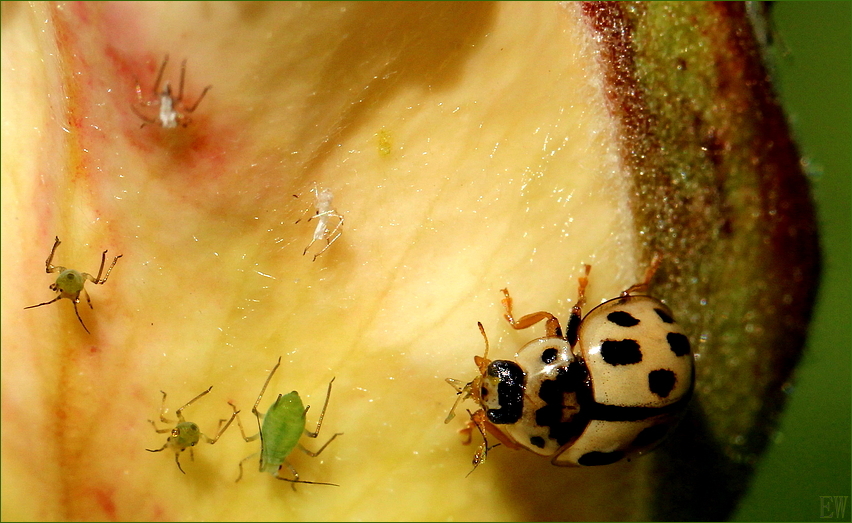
[230,357,343,487]
[147,386,239,474]
[24,236,122,334]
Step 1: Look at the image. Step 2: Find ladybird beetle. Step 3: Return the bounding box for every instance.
[446,256,694,469]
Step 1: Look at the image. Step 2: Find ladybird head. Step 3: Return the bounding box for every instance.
[480,359,525,425]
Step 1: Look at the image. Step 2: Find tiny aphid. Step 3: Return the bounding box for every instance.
[132,54,211,129]
[230,357,343,487]
[296,185,344,261]
[24,236,122,334]
[147,386,239,474]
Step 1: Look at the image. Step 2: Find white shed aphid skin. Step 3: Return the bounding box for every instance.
[24,236,122,334]
[297,185,344,261]
[132,54,211,129]
[147,386,240,474]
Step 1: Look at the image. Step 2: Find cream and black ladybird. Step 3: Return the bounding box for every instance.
[446,258,694,469]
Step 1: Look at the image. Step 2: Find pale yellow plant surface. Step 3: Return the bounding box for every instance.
[4,2,686,521]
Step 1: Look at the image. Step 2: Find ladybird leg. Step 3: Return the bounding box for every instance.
[480,418,523,450]
[458,419,475,445]
[500,288,562,338]
[624,253,663,296]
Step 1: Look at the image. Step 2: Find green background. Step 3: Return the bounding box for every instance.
[733,3,851,521]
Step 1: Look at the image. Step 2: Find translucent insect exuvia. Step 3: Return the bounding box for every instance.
[132,54,211,129]
[230,357,343,487]
[147,386,239,474]
[297,185,344,261]
[24,236,122,334]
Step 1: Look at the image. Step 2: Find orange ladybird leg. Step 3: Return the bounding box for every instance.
[500,288,562,338]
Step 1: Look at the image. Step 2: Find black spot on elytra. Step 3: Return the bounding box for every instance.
[529,436,545,449]
[632,424,669,449]
[601,339,642,365]
[484,360,525,425]
[535,362,589,447]
[648,369,676,398]
[607,310,640,327]
[654,308,674,324]
[667,332,691,356]
[578,450,625,466]
[541,347,558,364]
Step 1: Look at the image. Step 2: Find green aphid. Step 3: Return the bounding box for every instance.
[24,236,122,334]
[230,357,343,487]
[147,386,239,474]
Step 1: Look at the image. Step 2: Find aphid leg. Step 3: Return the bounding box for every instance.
[153,54,169,95]
[234,450,260,483]
[500,288,563,338]
[130,104,158,128]
[624,252,663,296]
[23,295,62,310]
[174,453,187,475]
[299,378,343,454]
[303,378,335,438]
[275,460,339,488]
[149,390,176,429]
[228,401,260,443]
[71,300,90,334]
[202,407,239,445]
[176,59,187,103]
[186,85,212,114]
[174,386,214,423]
[84,250,123,285]
[44,236,62,272]
[254,357,282,418]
